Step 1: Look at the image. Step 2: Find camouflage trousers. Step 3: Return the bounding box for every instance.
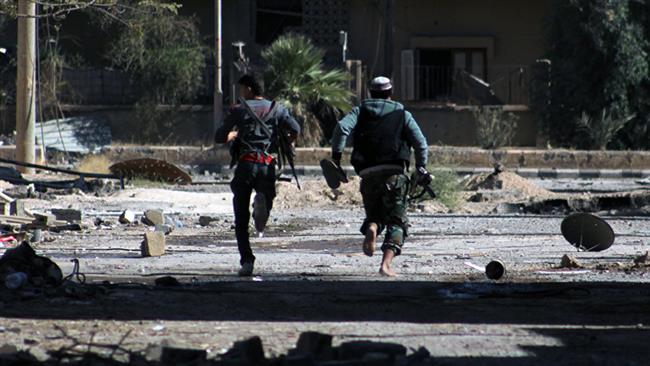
[359,172,409,256]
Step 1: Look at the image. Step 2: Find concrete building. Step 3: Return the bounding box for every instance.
[0,0,553,146]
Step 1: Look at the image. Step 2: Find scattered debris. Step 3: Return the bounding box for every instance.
[485,260,506,280]
[0,157,124,191]
[465,260,505,280]
[119,209,136,224]
[463,169,553,199]
[634,252,649,267]
[199,215,217,227]
[0,242,63,288]
[560,254,583,269]
[51,209,82,223]
[142,209,165,226]
[561,213,615,252]
[110,158,192,184]
[141,232,166,257]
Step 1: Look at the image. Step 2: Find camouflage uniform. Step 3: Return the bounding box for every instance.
[360,172,410,255]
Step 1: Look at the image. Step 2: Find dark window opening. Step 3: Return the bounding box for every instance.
[255,0,303,45]
[417,48,487,100]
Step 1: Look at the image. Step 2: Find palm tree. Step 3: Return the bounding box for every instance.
[262,34,353,146]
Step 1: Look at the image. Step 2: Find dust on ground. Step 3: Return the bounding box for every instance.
[274,176,363,209]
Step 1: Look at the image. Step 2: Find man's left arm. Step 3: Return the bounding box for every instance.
[404,111,428,168]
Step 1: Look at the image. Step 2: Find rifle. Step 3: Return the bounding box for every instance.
[238,98,301,189]
[409,167,436,201]
[278,129,301,190]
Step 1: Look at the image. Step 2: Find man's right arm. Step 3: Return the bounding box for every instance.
[330,107,360,163]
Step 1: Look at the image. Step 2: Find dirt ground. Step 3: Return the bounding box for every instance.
[1,173,650,365]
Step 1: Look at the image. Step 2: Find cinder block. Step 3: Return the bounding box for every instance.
[141,232,166,257]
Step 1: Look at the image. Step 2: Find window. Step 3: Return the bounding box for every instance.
[255,0,303,45]
[413,48,487,101]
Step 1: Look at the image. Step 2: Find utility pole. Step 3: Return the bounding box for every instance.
[213,0,223,138]
[384,0,394,78]
[16,0,36,172]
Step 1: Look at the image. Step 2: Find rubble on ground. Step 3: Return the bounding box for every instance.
[463,170,554,199]
[634,252,649,267]
[0,242,63,289]
[560,254,583,269]
[142,209,165,226]
[0,331,436,365]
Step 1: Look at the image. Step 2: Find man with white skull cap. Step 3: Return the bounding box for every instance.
[330,76,429,276]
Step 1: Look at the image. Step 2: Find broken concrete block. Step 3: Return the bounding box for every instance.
[9,200,25,216]
[0,203,9,216]
[119,210,136,224]
[221,336,266,364]
[160,347,206,365]
[51,209,83,222]
[34,213,57,226]
[560,254,582,269]
[141,232,166,257]
[294,332,333,358]
[199,215,216,227]
[142,209,165,226]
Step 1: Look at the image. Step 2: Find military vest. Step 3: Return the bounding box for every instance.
[236,101,280,154]
[350,108,411,173]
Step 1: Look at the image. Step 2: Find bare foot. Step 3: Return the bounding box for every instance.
[363,223,378,257]
[379,264,397,277]
[379,248,397,277]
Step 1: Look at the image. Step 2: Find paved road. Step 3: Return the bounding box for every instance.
[1,181,650,364]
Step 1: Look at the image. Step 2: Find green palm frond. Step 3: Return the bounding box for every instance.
[262,34,353,146]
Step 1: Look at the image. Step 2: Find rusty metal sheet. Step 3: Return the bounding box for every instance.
[110,158,192,184]
[561,213,614,252]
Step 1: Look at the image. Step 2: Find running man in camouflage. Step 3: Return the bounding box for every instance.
[331,76,429,276]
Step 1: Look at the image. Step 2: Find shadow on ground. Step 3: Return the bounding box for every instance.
[1,280,649,325]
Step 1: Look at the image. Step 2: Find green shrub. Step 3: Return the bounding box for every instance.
[472,107,519,149]
[426,166,462,211]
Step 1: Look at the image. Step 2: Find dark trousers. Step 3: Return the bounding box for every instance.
[230,161,276,265]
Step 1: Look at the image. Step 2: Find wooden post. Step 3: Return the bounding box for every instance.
[16,0,36,172]
[213,0,223,138]
[384,0,394,78]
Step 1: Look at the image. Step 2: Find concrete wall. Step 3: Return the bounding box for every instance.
[408,106,536,147]
[0,104,535,147]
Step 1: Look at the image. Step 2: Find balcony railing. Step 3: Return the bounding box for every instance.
[403,65,531,105]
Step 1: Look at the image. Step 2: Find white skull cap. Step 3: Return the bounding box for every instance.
[370,76,393,91]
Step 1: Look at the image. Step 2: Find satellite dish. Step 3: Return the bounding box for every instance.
[561,213,614,252]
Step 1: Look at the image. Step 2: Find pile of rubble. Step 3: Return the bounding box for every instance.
[0,331,435,365]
